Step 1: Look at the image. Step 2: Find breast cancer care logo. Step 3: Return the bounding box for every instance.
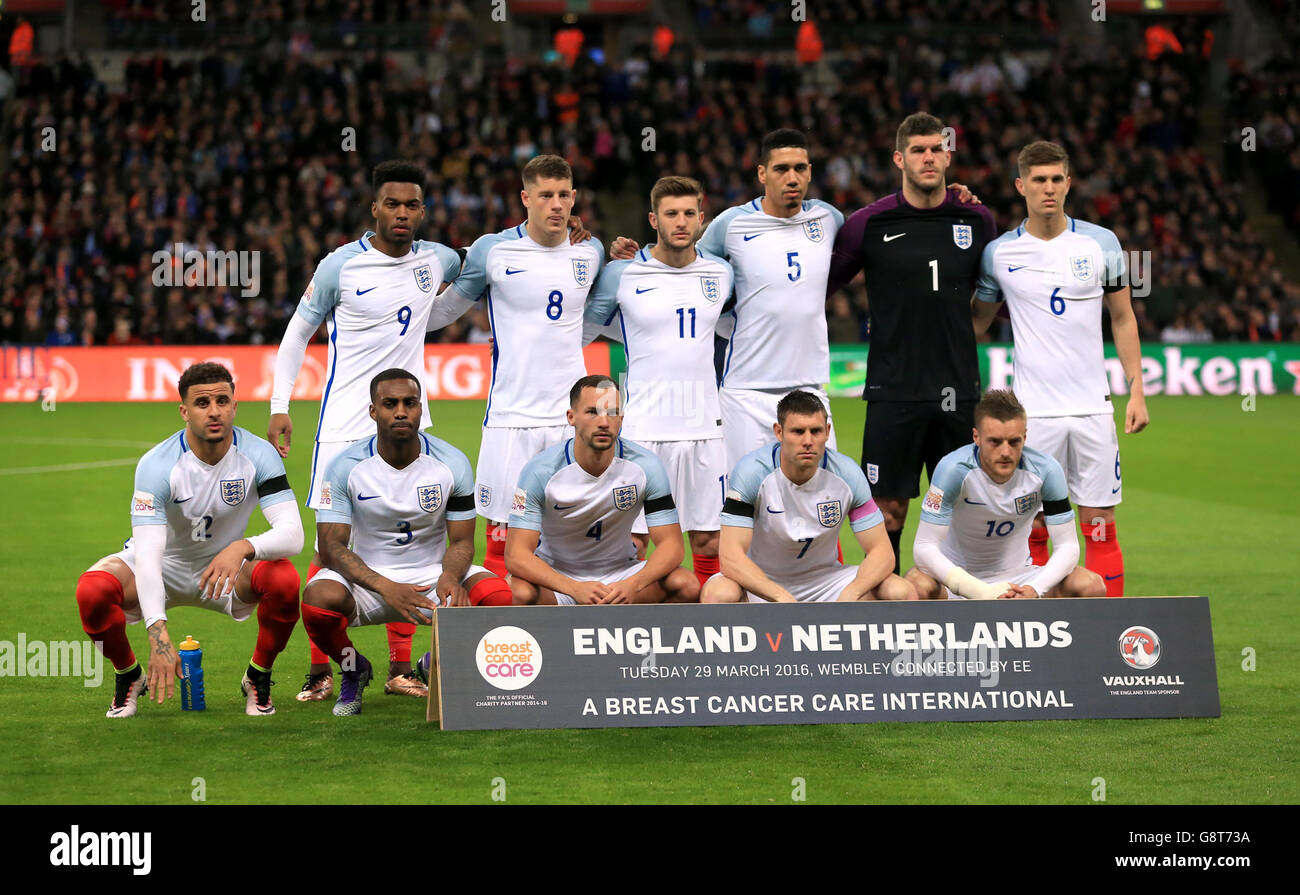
[476,626,542,690]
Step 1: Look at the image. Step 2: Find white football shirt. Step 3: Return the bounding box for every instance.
[919,443,1074,575]
[975,218,1126,416]
[315,432,477,578]
[296,233,462,441]
[720,444,883,587]
[698,198,844,390]
[584,248,734,441]
[451,225,604,427]
[129,427,297,568]
[509,438,678,580]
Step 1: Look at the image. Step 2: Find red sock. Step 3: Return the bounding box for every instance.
[305,562,331,666]
[300,604,354,664]
[692,553,720,589]
[1028,526,1050,566]
[484,523,508,577]
[250,559,300,669]
[1081,520,1124,597]
[76,570,136,671]
[388,623,415,664]
[468,575,513,606]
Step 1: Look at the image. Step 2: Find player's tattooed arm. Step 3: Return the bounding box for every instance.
[318,522,436,622]
[317,523,387,592]
[145,620,182,704]
[437,518,476,607]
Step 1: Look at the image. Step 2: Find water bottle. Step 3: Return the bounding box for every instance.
[179,635,206,711]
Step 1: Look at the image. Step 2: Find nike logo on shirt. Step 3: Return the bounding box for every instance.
[883,233,905,242]
[357,494,381,501]
[1007,266,1027,273]
[553,504,575,511]
[962,498,986,505]
[766,506,784,514]
[173,497,191,504]
[356,286,378,295]
[742,234,762,241]
[505,268,526,275]
[635,287,656,294]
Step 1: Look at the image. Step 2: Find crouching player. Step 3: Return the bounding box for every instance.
[907,389,1105,599]
[506,375,699,605]
[75,362,304,718]
[702,390,915,603]
[300,369,511,716]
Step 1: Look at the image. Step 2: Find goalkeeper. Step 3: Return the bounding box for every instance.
[907,390,1105,600]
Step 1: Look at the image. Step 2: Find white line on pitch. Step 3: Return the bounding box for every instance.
[0,436,158,448]
[0,458,138,476]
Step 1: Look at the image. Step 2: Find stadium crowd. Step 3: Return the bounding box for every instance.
[2,8,1298,347]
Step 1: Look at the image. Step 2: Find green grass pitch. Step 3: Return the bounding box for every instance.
[0,396,1296,804]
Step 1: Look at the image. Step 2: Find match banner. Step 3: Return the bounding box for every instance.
[429,597,1219,730]
[0,343,611,403]
[827,343,1300,398]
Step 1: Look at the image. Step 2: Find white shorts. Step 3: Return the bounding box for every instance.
[1027,413,1121,508]
[709,564,858,603]
[552,561,646,606]
[631,438,726,535]
[307,439,355,511]
[307,564,491,626]
[942,565,1038,600]
[718,385,837,470]
[113,540,256,625]
[476,424,572,523]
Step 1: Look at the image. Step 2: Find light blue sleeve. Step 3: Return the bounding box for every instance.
[720,447,775,529]
[586,237,606,278]
[1077,221,1126,288]
[826,450,883,532]
[296,243,362,327]
[811,199,845,229]
[585,260,627,327]
[508,451,555,532]
[449,232,501,303]
[628,442,678,528]
[698,205,744,259]
[130,439,178,526]
[974,238,1004,304]
[427,241,463,283]
[241,429,296,509]
[316,444,364,525]
[1029,449,1075,525]
[919,451,971,526]
[426,435,477,521]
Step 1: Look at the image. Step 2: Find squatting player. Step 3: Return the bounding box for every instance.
[506,376,699,605]
[75,363,304,717]
[702,390,915,603]
[973,141,1149,596]
[300,370,511,716]
[583,175,735,588]
[907,390,1105,600]
[425,155,604,580]
[269,160,463,701]
[826,112,996,575]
